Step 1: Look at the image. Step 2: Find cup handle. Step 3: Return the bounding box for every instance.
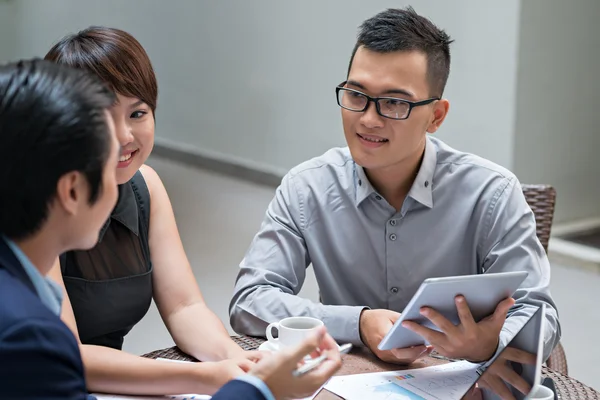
[266,322,280,343]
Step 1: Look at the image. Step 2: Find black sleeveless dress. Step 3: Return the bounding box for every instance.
[59,171,153,350]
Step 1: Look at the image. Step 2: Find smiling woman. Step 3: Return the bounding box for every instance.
[45,27,157,185]
[42,26,260,397]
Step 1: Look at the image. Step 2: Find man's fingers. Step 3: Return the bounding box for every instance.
[496,364,532,395]
[295,359,341,396]
[304,331,340,360]
[319,331,341,352]
[310,356,342,380]
[419,307,457,335]
[238,359,255,372]
[244,350,265,362]
[389,311,402,324]
[455,295,476,329]
[480,374,516,400]
[493,297,515,323]
[390,345,429,363]
[504,347,537,365]
[463,386,483,400]
[288,326,327,364]
[401,321,446,345]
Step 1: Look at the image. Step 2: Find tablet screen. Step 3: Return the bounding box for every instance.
[461,305,545,400]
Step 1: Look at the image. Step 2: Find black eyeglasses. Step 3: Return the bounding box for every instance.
[335,81,439,120]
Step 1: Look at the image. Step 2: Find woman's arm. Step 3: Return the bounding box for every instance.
[47,259,250,395]
[140,164,249,361]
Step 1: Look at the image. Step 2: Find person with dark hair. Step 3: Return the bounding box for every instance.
[0,58,119,399]
[230,6,560,396]
[43,26,264,396]
[0,58,341,400]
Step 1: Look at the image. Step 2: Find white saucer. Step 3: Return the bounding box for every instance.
[258,340,342,355]
[259,340,316,361]
[258,340,283,352]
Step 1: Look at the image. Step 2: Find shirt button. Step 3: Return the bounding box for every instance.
[389,220,396,226]
[358,179,362,186]
[424,181,429,188]
[389,233,397,241]
[375,195,382,200]
[390,287,399,294]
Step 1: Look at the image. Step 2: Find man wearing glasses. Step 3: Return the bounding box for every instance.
[230,6,560,396]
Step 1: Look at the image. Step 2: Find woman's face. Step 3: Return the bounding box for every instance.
[111,93,155,184]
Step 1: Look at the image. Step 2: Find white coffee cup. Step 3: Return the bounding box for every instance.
[525,384,554,400]
[266,316,324,348]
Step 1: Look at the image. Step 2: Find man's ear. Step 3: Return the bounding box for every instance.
[55,171,86,216]
[426,99,450,134]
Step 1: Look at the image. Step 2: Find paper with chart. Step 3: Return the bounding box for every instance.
[324,360,481,400]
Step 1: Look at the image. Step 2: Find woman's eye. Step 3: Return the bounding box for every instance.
[130,110,147,119]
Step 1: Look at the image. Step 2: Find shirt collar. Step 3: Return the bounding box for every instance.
[406,136,437,208]
[353,136,437,208]
[354,163,376,206]
[98,181,139,241]
[3,236,63,316]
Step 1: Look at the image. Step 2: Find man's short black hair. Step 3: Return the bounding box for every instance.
[348,7,454,97]
[0,59,116,240]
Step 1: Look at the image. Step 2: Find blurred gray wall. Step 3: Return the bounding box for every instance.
[1,0,597,223]
[513,0,600,223]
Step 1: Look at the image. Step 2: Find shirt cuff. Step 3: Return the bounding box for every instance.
[323,305,369,346]
[484,317,522,367]
[235,374,275,400]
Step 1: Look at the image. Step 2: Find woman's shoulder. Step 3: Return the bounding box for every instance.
[138,164,165,199]
[137,164,172,213]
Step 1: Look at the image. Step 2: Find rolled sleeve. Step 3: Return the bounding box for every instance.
[481,178,561,360]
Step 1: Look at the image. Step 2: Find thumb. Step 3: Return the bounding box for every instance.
[493,297,515,324]
[238,359,254,373]
[389,310,402,323]
[287,326,326,364]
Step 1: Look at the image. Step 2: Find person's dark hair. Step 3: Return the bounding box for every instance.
[44,26,158,113]
[348,7,454,97]
[0,59,115,240]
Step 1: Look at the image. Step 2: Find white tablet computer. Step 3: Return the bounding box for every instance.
[378,271,528,351]
[465,303,547,400]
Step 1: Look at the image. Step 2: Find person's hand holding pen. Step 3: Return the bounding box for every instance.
[248,326,343,399]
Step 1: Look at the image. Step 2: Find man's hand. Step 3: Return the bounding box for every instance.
[206,358,255,390]
[239,350,266,363]
[478,347,536,400]
[249,326,342,400]
[402,296,515,361]
[359,309,432,364]
[461,386,483,400]
[223,341,266,363]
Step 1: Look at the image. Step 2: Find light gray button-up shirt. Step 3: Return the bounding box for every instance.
[229,136,560,359]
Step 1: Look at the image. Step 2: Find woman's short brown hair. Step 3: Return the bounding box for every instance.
[45,26,158,113]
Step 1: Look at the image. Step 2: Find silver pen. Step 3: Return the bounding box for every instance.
[292,343,352,377]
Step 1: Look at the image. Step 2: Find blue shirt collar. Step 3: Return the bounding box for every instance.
[3,236,63,316]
